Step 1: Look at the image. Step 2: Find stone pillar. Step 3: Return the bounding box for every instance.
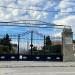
[62,28,74,61]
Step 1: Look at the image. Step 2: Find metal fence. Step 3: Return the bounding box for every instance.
[0,21,63,61]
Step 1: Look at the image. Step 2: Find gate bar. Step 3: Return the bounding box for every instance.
[18,34,20,59]
[31,31,33,55]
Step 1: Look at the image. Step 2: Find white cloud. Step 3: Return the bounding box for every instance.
[0,10,4,18]
[44,0,56,10]
[29,0,43,5]
[58,0,75,11]
[18,0,44,8]
[54,15,75,25]
[0,0,55,22]
[53,15,75,33]
[53,0,75,34]
[13,9,19,16]
[55,0,75,19]
[53,32,62,38]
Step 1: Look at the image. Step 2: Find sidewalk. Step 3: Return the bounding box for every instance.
[0,61,75,68]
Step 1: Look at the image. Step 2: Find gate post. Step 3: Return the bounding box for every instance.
[44,35,46,55]
[18,34,20,60]
[62,27,74,61]
[30,31,33,55]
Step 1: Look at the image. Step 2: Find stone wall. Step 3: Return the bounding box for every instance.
[62,28,74,61]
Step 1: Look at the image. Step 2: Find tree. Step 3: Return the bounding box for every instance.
[42,36,52,51]
[42,36,62,55]
[45,36,52,46]
[73,40,75,43]
[45,36,52,50]
[0,34,12,54]
[32,46,37,51]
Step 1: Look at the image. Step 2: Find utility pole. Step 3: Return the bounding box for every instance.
[30,31,33,55]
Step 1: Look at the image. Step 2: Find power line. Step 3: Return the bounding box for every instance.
[0,24,63,27]
[0,19,70,30]
[0,20,64,27]
[0,30,62,38]
[0,25,65,29]
[0,20,64,26]
[0,19,71,30]
[0,19,51,25]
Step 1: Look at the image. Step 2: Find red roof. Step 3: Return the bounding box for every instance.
[52,41,62,45]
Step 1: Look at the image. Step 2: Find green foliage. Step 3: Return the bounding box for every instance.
[45,36,52,46]
[32,36,62,55]
[32,46,37,51]
[43,35,62,55]
[73,40,75,43]
[45,45,62,55]
[0,34,15,54]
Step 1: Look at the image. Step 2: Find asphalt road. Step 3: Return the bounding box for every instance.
[1,67,75,75]
[0,61,75,75]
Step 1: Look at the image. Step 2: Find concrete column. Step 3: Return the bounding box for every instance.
[62,28,74,61]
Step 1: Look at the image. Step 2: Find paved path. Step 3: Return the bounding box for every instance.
[0,61,75,75]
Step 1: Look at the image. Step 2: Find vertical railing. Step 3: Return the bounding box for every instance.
[18,34,20,59]
[31,31,33,55]
[44,35,46,55]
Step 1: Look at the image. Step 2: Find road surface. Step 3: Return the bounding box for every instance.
[0,61,75,75]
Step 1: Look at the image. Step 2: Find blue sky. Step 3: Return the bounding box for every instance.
[0,0,75,37]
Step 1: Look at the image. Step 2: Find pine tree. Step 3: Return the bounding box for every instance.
[45,36,52,46]
[0,34,12,54]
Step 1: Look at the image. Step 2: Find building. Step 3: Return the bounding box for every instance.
[52,41,62,45]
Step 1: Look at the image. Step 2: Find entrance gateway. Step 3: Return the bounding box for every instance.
[0,22,74,61]
[62,28,74,61]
